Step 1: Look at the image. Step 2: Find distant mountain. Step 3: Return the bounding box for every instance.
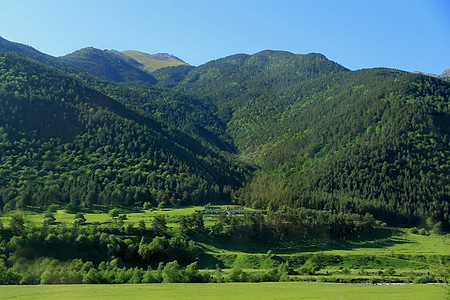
[0,36,189,86]
[121,50,189,73]
[440,68,450,78]
[173,50,349,135]
[0,36,81,75]
[60,47,157,85]
[413,68,450,79]
[165,51,450,229]
[0,36,449,230]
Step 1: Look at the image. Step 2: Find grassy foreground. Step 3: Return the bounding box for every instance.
[0,282,447,300]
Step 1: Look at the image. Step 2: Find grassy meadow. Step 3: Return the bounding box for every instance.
[0,282,447,300]
[1,206,449,285]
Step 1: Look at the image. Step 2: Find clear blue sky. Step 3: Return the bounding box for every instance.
[0,0,449,74]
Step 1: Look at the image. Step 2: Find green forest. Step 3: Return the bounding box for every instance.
[0,36,448,286]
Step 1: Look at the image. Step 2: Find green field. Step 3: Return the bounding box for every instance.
[0,282,447,300]
[1,206,448,284]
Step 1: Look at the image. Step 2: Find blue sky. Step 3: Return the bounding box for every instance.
[0,0,449,74]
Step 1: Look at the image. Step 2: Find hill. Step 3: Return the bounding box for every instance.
[121,50,189,73]
[413,68,450,80]
[0,36,448,231]
[172,50,349,147]
[60,47,157,85]
[0,52,242,212]
[166,51,450,229]
[238,69,450,228]
[0,36,88,77]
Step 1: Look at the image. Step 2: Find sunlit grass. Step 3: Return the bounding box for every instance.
[0,282,446,300]
[1,206,448,257]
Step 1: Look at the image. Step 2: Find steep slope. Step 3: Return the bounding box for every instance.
[174,50,349,151]
[0,36,231,153]
[239,69,450,228]
[60,47,157,85]
[102,85,233,152]
[0,36,448,230]
[0,52,242,211]
[151,64,195,88]
[121,50,189,73]
[440,68,450,78]
[166,51,449,228]
[0,36,57,65]
[0,36,85,76]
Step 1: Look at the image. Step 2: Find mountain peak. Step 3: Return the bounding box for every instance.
[413,68,450,78]
[121,50,189,73]
[440,68,450,77]
[60,47,157,85]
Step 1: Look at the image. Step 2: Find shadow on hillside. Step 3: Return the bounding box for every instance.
[195,227,412,255]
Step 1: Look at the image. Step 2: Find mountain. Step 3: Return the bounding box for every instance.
[120,50,189,73]
[164,51,450,229]
[0,52,242,211]
[440,68,450,78]
[172,50,350,149]
[0,36,83,75]
[60,47,157,85]
[0,36,448,230]
[0,37,189,86]
[151,64,196,88]
[0,36,232,150]
[238,69,450,226]
[413,68,450,79]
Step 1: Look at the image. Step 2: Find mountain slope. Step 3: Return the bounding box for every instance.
[0,36,85,76]
[173,50,349,151]
[164,52,449,228]
[0,36,448,230]
[60,47,157,85]
[121,50,189,73]
[0,52,242,211]
[0,36,232,154]
[238,69,450,227]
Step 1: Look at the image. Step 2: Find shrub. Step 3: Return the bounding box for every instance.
[162,261,184,283]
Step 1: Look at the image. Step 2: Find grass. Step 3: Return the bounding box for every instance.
[197,227,449,257]
[0,206,448,286]
[121,50,189,73]
[0,206,205,227]
[0,282,447,300]
[1,206,448,278]
[1,207,448,257]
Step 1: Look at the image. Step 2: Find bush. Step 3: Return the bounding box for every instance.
[162,261,184,283]
[418,228,429,236]
[157,202,167,210]
[228,266,248,282]
[46,204,58,214]
[413,276,430,284]
[65,203,79,214]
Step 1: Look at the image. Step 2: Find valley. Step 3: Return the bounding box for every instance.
[0,35,448,293]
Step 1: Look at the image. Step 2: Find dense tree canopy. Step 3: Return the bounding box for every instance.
[0,37,448,230]
[0,52,244,212]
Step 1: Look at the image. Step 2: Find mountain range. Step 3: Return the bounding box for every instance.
[0,36,448,230]
[413,69,450,79]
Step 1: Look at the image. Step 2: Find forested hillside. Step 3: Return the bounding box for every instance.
[0,52,244,212]
[165,52,450,229]
[60,48,158,86]
[238,70,450,228]
[0,36,448,231]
